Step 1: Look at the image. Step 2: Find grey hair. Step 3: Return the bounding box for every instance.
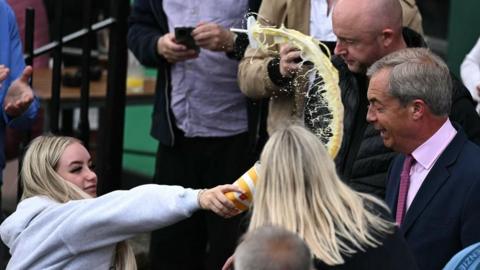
[234,226,314,270]
[367,48,452,116]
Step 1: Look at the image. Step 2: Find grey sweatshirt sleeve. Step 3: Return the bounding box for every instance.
[55,184,200,255]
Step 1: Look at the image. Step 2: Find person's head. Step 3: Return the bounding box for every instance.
[249,124,393,265]
[21,135,97,201]
[366,48,452,154]
[234,226,313,270]
[333,0,406,73]
[21,135,136,269]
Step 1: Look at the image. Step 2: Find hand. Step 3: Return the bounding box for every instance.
[198,184,242,218]
[192,22,235,52]
[157,32,198,63]
[4,66,34,117]
[279,44,302,78]
[221,255,235,270]
[0,65,9,86]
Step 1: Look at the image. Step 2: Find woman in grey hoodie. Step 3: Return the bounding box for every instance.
[0,135,241,269]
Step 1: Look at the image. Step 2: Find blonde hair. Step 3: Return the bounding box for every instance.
[21,135,137,270]
[249,125,394,265]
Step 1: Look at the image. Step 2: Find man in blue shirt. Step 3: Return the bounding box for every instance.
[128,0,256,269]
[0,0,40,265]
[0,0,39,185]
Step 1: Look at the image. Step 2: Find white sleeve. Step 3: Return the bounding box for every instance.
[460,38,480,102]
[55,184,200,255]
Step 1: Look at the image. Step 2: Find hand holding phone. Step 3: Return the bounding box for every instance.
[157,32,198,63]
[175,27,200,52]
[192,22,235,52]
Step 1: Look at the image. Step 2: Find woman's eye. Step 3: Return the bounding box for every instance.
[89,163,96,170]
[70,167,82,173]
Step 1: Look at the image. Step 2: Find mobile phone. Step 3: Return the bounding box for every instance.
[175,27,199,51]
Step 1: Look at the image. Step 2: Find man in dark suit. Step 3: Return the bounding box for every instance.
[366,48,480,270]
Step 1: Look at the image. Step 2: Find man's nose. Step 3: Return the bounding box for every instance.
[366,105,376,123]
[334,41,345,56]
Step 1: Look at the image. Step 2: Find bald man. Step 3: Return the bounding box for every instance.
[268,0,480,197]
[326,0,480,197]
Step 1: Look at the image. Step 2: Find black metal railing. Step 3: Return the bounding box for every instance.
[22,0,129,195]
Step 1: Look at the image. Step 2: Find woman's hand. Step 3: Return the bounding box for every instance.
[199,184,242,218]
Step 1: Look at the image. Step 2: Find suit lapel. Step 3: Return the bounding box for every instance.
[401,164,450,234]
[401,129,467,234]
[386,156,404,212]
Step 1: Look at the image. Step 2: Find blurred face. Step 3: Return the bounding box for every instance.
[366,69,414,153]
[56,142,97,197]
[333,13,386,74]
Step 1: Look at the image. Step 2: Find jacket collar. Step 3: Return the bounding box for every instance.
[401,125,468,234]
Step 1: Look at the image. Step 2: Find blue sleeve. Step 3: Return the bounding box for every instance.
[1,3,39,129]
[127,0,168,68]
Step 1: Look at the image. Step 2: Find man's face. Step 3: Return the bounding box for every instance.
[333,14,386,74]
[366,69,414,153]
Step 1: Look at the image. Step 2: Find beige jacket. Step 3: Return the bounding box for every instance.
[401,0,424,35]
[238,0,423,134]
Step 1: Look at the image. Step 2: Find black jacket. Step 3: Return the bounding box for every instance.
[333,28,480,197]
[127,0,266,153]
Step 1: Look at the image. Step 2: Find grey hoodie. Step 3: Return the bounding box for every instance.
[0,184,199,269]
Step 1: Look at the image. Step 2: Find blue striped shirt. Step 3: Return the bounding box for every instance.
[163,0,249,137]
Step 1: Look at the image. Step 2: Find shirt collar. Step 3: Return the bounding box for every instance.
[411,119,457,170]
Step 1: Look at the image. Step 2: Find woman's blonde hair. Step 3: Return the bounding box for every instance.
[21,135,136,270]
[249,125,394,265]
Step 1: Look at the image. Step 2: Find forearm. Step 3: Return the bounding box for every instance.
[238,47,282,99]
[60,185,199,254]
[127,0,168,67]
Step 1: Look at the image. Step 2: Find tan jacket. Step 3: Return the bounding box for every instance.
[238,0,423,134]
[401,0,424,35]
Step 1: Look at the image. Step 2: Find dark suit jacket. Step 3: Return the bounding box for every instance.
[313,228,418,270]
[386,128,480,270]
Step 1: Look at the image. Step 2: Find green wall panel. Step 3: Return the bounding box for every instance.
[123,105,157,177]
[447,0,480,77]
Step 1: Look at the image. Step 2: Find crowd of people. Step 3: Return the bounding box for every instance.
[0,0,480,269]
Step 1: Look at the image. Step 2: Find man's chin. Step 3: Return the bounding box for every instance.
[382,138,392,149]
[347,63,365,74]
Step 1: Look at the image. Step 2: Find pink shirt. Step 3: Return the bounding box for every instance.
[406,119,457,210]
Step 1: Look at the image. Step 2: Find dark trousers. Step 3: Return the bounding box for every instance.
[149,131,253,270]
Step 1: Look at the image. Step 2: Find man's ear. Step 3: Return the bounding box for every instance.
[411,99,426,120]
[380,28,394,48]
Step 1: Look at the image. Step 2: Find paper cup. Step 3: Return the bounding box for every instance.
[225,163,259,211]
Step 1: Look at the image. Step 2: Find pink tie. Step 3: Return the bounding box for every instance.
[395,155,415,225]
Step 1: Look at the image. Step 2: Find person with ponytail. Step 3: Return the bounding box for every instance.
[246,124,418,269]
[0,135,241,269]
